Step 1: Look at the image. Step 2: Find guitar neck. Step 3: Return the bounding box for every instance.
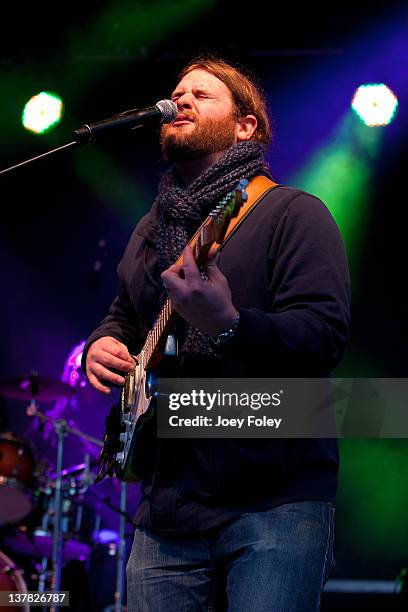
[141,182,246,369]
[142,229,203,369]
[143,297,174,369]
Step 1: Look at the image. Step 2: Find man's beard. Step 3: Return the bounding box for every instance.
[160,112,237,163]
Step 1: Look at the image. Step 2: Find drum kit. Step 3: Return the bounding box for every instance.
[0,373,130,611]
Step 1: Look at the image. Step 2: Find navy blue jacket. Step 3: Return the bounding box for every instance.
[83,184,350,532]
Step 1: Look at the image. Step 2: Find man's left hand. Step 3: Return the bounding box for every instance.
[161,245,238,337]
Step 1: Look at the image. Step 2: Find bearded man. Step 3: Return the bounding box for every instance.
[83,57,350,611]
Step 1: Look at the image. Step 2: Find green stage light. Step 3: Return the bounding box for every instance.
[22,91,63,134]
[351,83,398,127]
[289,113,382,273]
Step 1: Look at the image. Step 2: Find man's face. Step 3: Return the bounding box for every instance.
[161,68,239,162]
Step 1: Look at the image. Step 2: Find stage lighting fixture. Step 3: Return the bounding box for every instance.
[22,91,63,134]
[351,83,398,127]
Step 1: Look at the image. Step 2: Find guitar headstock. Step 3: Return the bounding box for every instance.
[192,178,249,267]
[209,178,249,244]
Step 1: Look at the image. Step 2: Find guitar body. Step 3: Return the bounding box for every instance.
[115,356,157,481]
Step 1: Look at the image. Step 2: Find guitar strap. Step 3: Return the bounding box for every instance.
[174,175,279,266]
[216,175,279,251]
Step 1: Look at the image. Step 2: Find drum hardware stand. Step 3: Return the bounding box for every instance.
[49,417,67,609]
[86,484,133,612]
[37,556,49,593]
[25,404,67,606]
[114,482,127,612]
[37,556,51,612]
[26,403,104,611]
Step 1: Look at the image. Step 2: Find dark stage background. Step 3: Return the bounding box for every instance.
[1,0,407,608]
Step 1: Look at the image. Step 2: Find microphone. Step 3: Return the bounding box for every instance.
[72,99,178,144]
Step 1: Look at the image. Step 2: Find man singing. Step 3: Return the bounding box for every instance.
[83,57,350,611]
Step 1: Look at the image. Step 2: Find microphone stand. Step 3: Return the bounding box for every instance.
[0,141,80,176]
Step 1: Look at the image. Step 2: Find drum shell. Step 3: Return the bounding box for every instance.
[0,437,35,487]
[0,436,36,525]
[3,494,97,562]
[0,549,29,612]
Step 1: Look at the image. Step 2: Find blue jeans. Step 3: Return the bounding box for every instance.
[126,501,335,611]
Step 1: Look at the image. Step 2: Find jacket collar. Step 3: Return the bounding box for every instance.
[136,199,160,244]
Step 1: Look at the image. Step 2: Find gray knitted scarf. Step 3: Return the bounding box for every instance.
[155,140,267,356]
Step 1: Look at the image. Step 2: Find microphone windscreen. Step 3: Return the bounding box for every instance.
[155,99,178,123]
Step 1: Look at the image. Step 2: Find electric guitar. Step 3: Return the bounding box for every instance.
[114,179,249,481]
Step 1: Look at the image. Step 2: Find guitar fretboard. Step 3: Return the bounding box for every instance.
[143,298,174,368]
[140,184,244,370]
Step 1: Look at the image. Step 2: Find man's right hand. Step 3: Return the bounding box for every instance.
[85,336,135,395]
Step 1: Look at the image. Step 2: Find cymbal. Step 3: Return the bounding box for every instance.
[49,459,99,480]
[0,375,75,401]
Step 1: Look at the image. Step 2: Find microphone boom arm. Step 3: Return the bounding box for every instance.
[0,99,177,176]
